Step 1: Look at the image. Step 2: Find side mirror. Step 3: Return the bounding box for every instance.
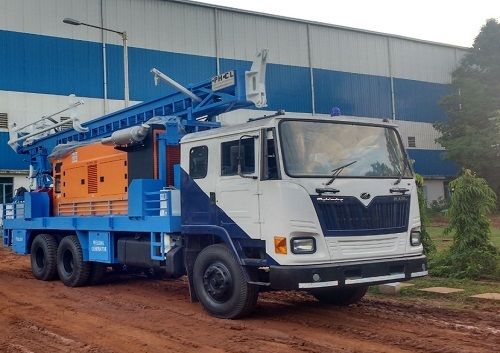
[237,134,258,179]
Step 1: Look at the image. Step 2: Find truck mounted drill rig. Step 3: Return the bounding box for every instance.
[1,50,427,319]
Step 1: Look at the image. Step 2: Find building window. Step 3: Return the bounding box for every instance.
[60,116,73,130]
[221,138,255,176]
[0,177,14,204]
[0,113,8,129]
[408,136,416,148]
[189,145,208,179]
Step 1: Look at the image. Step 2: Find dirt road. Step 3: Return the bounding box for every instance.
[0,247,498,353]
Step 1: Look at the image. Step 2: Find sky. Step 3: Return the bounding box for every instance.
[196,0,500,47]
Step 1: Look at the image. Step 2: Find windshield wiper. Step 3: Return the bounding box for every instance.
[394,161,408,185]
[325,160,357,186]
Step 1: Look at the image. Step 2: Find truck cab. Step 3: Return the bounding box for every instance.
[180,113,427,311]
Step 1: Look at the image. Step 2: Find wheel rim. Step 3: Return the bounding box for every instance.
[35,247,45,269]
[202,262,233,303]
[62,249,74,275]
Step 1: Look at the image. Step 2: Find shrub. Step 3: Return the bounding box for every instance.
[430,169,498,279]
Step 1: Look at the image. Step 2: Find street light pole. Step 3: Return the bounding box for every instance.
[122,31,129,107]
[63,18,130,108]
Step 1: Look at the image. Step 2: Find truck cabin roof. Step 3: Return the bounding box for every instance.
[180,113,398,144]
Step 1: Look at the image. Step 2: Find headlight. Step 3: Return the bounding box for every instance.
[291,237,316,254]
[410,228,422,246]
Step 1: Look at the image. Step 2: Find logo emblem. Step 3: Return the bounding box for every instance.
[317,196,344,203]
[360,192,371,200]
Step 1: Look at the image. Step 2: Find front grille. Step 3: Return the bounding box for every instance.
[311,195,410,236]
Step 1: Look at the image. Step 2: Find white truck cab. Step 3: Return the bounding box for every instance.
[180,113,427,315]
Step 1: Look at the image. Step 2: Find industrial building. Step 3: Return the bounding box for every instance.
[0,0,467,204]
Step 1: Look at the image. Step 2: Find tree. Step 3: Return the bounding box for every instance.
[430,170,497,279]
[436,19,500,196]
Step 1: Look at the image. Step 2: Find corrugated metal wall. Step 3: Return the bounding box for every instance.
[0,0,468,176]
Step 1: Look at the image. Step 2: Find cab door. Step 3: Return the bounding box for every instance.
[215,133,261,239]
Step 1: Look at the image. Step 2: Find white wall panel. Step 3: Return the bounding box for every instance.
[424,179,445,203]
[0,0,103,42]
[1,0,465,76]
[395,120,442,150]
[310,25,390,76]
[217,10,309,66]
[0,0,216,56]
[0,91,131,129]
[103,0,216,56]
[389,38,459,84]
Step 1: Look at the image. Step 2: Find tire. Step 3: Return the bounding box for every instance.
[30,234,58,281]
[193,244,258,319]
[56,235,91,287]
[311,286,368,306]
[87,262,107,285]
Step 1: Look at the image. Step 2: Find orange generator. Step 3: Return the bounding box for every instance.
[52,144,128,216]
[51,125,179,216]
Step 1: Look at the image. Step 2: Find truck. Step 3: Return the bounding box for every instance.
[1,50,427,319]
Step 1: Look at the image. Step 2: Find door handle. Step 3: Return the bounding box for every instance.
[210,192,216,205]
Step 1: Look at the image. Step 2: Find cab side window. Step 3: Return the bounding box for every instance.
[189,145,208,179]
[266,137,279,180]
[221,138,255,176]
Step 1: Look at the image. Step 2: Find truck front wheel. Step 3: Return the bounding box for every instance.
[193,244,258,319]
[56,235,91,287]
[30,234,58,281]
[311,286,368,306]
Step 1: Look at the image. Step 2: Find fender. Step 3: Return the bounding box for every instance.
[181,224,244,265]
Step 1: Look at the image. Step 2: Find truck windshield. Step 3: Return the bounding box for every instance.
[279,120,412,178]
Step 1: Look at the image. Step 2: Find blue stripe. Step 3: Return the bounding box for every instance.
[0,30,104,98]
[220,59,312,113]
[394,78,451,123]
[0,133,29,170]
[407,149,458,177]
[0,30,451,123]
[107,45,217,101]
[313,68,392,118]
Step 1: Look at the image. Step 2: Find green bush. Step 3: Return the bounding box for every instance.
[430,169,498,279]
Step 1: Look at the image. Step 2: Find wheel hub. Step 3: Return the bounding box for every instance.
[202,262,233,303]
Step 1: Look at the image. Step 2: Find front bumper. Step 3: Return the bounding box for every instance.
[269,255,427,290]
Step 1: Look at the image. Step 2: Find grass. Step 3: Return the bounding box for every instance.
[427,225,500,252]
[368,216,500,308]
[369,276,500,310]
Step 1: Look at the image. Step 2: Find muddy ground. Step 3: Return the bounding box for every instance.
[0,247,498,353]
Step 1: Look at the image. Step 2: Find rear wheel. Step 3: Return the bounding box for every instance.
[57,235,91,287]
[30,234,58,281]
[193,244,258,319]
[311,286,368,306]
